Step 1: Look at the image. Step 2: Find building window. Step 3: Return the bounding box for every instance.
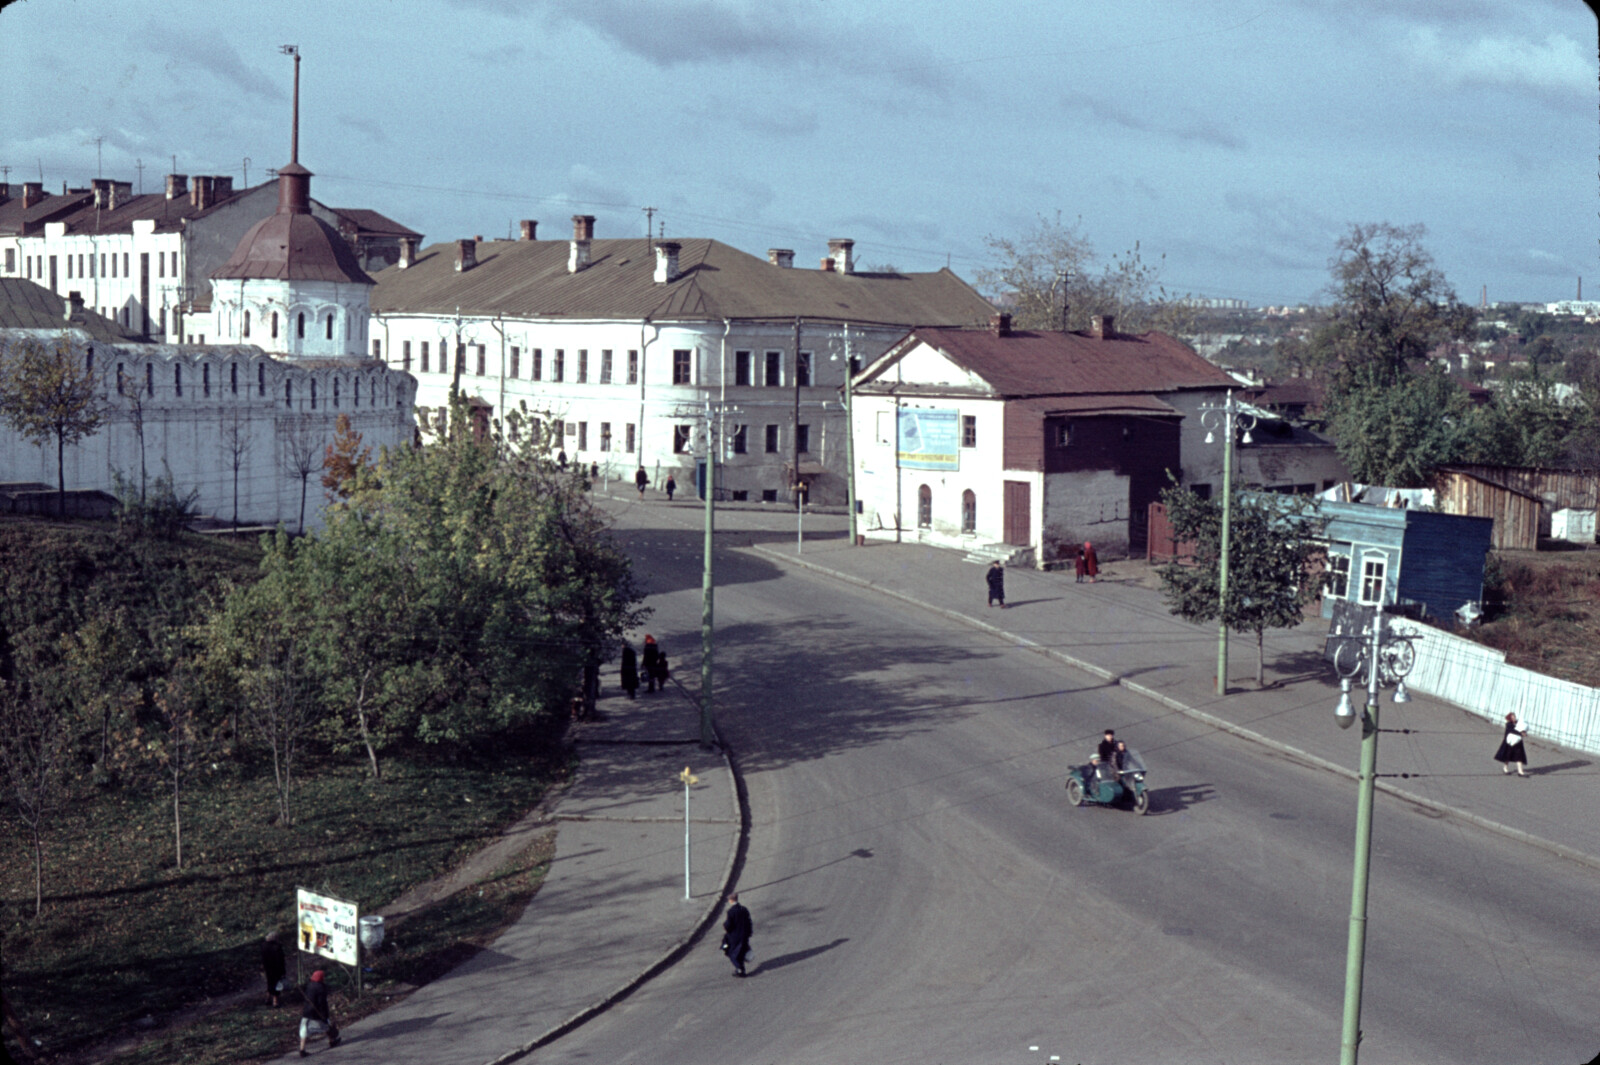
[115,363,125,394]
[145,363,153,396]
[962,490,976,534]
[732,490,748,501]
[420,341,430,373]
[230,362,238,394]
[333,378,340,407]
[476,344,486,376]
[403,341,413,371]
[107,254,114,278]
[532,348,542,381]
[764,351,781,387]
[509,346,520,378]
[259,363,266,396]
[285,379,293,408]
[157,252,164,278]
[3,249,11,273]
[310,379,318,410]
[174,365,182,397]
[122,252,129,277]
[962,415,977,448]
[325,314,334,340]
[673,349,692,385]
[455,343,465,376]
[553,349,564,382]
[242,309,251,338]
[373,339,382,360]
[796,424,810,453]
[796,351,812,387]
[578,422,588,450]
[762,489,778,502]
[627,349,638,384]
[66,255,72,280]
[735,350,751,386]
[271,312,279,339]
[764,424,779,453]
[918,485,933,528]
[732,425,747,454]
[673,424,692,453]
[600,349,613,384]
[1327,552,1351,598]
[577,349,588,383]
[355,378,361,406]
[170,252,177,275]
[1056,423,1071,447]
[202,363,211,397]
[625,423,636,452]
[600,422,612,451]
[1359,556,1387,605]
[297,313,305,339]
[552,419,564,444]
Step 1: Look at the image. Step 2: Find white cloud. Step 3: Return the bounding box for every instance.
[1406,27,1593,95]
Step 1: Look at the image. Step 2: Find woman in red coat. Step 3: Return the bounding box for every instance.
[1082,541,1099,583]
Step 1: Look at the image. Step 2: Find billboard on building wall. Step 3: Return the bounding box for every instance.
[897,409,960,471]
[296,887,360,966]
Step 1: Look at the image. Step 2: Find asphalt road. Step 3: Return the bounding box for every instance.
[545,500,1598,1065]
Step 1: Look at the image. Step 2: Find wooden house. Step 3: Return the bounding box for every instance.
[1320,500,1494,621]
[1433,466,1543,550]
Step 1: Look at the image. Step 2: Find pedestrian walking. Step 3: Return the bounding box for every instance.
[642,635,661,693]
[1494,711,1530,777]
[620,644,640,699]
[666,474,677,501]
[721,893,754,977]
[635,467,649,500]
[297,970,340,1056]
[1082,541,1099,583]
[1075,545,1087,583]
[261,932,286,1007]
[653,651,671,690]
[590,462,600,482]
[986,560,1006,608]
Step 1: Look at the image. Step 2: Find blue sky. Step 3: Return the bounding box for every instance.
[3,0,1593,306]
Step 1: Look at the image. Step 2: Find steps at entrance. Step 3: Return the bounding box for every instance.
[962,543,1032,567]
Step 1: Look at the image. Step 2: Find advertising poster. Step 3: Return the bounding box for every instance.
[897,408,960,471]
[296,887,360,966]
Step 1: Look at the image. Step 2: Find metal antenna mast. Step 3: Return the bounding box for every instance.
[134,158,145,194]
[279,45,301,163]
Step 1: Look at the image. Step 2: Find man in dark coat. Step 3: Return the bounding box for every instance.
[722,894,754,977]
[1097,729,1117,764]
[635,467,649,500]
[298,970,339,1055]
[620,644,639,699]
[642,635,661,693]
[261,932,286,1007]
[986,560,1006,608]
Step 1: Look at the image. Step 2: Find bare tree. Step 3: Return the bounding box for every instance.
[220,407,251,529]
[115,362,149,502]
[0,682,70,916]
[278,414,326,534]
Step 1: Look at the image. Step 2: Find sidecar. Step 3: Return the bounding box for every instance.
[1065,748,1150,815]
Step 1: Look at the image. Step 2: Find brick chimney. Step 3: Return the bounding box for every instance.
[190,175,215,210]
[92,178,113,209]
[165,173,188,199]
[455,239,477,272]
[211,176,233,199]
[569,214,595,273]
[990,312,1012,337]
[519,219,538,241]
[827,238,855,275]
[768,248,794,268]
[654,241,681,284]
[398,237,417,269]
[1091,314,1114,339]
[64,291,84,321]
[21,182,44,209]
[820,257,835,272]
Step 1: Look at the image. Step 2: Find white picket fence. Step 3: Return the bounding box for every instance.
[1390,619,1600,756]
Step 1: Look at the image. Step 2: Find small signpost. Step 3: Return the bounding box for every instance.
[678,766,699,901]
[296,886,363,992]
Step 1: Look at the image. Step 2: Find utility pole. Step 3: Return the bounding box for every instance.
[699,402,716,746]
[643,206,656,258]
[243,156,251,188]
[792,317,801,510]
[844,324,857,545]
[134,157,144,193]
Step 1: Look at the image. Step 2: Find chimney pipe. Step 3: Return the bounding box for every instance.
[190,175,215,210]
[166,174,188,199]
[519,219,538,241]
[65,291,84,321]
[1091,314,1114,339]
[654,241,681,284]
[768,248,794,268]
[820,257,835,272]
[22,182,44,209]
[211,175,233,199]
[572,214,595,241]
[92,178,112,210]
[826,238,854,275]
[990,312,1012,337]
[455,239,477,272]
[398,237,417,268]
[570,215,595,271]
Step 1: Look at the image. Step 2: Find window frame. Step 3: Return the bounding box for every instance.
[1327,551,1352,599]
[735,350,752,386]
[962,415,977,448]
[764,424,780,453]
[673,348,693,385]
[1358,553,1388,605]
[673,424,693,454]
[764,350,782,387]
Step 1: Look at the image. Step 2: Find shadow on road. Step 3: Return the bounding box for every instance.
[749,937,850,976]
[1145,782,1216,815]
[739,849,873,893]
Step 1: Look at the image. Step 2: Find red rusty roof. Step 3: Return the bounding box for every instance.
[210,165,373,285]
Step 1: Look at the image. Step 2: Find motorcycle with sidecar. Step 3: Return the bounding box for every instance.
[1065,748,1150,815]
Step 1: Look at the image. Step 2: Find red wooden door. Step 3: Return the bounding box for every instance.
[1003,480,1030,546]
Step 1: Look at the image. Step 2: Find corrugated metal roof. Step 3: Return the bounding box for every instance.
[0,182,270,236]
[370,238,995,325]
[0,278,147,341]
[860,326,1236,398]
[331,208,421,239]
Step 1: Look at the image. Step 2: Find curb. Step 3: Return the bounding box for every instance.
[481,686,750,1065]
[749,544,1600,874]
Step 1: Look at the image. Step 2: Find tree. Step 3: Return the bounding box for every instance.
[0,335,104,517]
[1158,485,1328,687]
[220,408,250,529]
[977,213,1200,336]
[321,413,376,503]
[1327,366,1474,487]
[278,414,326,534]
[0,681,70,915]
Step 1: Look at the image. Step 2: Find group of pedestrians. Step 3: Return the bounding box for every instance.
[983,541,1099,609]
[619,635,671,698]
[633,468,677,502]
[259,935,341,1057]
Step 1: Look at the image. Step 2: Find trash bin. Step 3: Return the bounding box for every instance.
[359,915,385,952]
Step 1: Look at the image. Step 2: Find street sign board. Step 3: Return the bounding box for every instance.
[296,887,359,966]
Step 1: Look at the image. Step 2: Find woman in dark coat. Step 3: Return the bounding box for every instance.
[261,933,286,1007]
[620,645,639,699]
[1494,711,1529,776]
[642,635,661,693]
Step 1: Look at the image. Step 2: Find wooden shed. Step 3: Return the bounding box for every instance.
[1434,466,1544,550]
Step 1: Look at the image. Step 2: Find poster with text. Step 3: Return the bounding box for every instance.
[897,409,960,471]
[296,887,359,966]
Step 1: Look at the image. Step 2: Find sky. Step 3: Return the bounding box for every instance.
[1,0,1594,307]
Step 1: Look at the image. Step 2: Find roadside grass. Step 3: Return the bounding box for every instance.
[1478,556,1600,687]
[103,830,559,1065]
[1,745,565,1062]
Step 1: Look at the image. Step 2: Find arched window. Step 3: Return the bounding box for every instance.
[174,365,183,397]
[285,379,293,408]
[243,309,251,338]
[310,379,318,410]
[325,313,334,340]
[354,378,361,406]
[297,313,306,339]
[918,484,932,528]
[332,378,340,407]
[259,362,266,396]
[962,490,976,534]
[271,311,279,339]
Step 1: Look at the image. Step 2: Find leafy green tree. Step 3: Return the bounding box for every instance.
[1328,366,1474,486]
[0,334,105,516]
[1158,485,1328,687]
[1463,378,1578,469]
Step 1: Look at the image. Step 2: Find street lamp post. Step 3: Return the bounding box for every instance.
[677,766,699,900]
[1198,390,1256,695]
[1330,610,1416,1065]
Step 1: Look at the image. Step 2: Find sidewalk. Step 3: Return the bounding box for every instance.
[749,535,1600,869]
[288,687,740,1064]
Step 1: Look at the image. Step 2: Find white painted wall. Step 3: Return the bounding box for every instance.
[1042,468,1132,558]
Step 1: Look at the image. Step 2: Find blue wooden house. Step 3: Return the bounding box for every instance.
[1318,501,1494,621]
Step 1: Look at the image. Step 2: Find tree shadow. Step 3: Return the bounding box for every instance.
[748,937,850,976]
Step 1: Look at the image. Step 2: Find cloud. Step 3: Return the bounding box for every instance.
[146,29,287,102]
[689,97,818,139]
[1060,93,1246,151]
[1404,27,1592,96]
[336,114,388,145]
[1220,190,1342,272]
